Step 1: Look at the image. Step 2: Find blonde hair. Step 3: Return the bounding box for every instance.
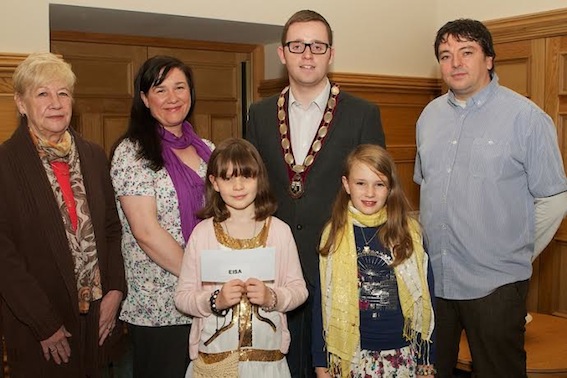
[320,144,416,266]
[12,52,76,96]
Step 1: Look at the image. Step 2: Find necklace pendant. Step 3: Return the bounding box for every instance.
[363,245,371,253]
[289,173,304,199]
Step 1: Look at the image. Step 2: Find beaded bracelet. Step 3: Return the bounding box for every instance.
[209,289,229,316]
[416,365,437,376]
[261,287,278,312]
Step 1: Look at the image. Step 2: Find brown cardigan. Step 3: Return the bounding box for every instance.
[0,124,126,378]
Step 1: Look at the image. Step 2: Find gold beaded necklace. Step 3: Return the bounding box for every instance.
[277,83,340,199]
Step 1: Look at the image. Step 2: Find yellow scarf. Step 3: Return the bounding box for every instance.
[319,205,434,376]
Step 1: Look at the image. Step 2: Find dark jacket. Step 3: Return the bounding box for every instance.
[247,90,386,287]
[0,124,126,378]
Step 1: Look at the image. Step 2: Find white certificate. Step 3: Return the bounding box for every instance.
[200,247,276,282]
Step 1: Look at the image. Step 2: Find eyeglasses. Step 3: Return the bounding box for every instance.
[284,41,330,55]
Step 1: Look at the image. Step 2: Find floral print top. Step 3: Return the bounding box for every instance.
[110,138,214,326]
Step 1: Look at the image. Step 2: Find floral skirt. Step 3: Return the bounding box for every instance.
[332,346,416,378]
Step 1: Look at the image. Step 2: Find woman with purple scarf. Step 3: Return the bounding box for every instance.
[110,55,214,378]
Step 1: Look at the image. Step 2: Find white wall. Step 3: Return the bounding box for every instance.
[2,0,567,79]
[264,43,285,80]
[0,0,50,54]
[435,0,567,28]
[254,1,439,79]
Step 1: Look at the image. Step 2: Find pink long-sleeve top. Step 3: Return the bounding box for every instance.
[174,216,308,359]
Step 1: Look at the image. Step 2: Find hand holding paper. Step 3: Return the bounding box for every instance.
[217,279,245,310]
[245,278,270,307]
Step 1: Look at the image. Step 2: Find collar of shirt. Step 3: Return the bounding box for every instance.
[289,78,331,111]
[447,73,500,109]
[287,79,331,164]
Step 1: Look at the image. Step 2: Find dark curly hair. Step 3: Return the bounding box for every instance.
[434,18,496,75]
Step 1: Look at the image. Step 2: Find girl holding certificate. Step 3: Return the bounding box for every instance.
[313,145,436,378]
[175,138,308,378]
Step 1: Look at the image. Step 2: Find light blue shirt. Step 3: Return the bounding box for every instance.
[414,74,567,300]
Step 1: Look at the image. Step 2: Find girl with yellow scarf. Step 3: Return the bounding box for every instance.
[312,145,436,377]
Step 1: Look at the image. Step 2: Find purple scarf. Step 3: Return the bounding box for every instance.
[160,121,212,242]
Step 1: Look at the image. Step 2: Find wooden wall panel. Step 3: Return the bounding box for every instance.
[193,114,210,141]
[102,116,129,155]
[70,57,135,97]
[558,115,567,177]
[0,97,17,142]
[494,39,545,103]
[50,41,147,153]
[73,112,130,155]
[51,41,146,97]
[211,116,236,143]
[497,59,530,96]
[0,54,26,143]
[191,64,238,99]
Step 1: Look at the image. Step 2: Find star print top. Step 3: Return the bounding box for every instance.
[312,225,436,367]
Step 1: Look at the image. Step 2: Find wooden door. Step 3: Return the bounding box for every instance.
[50,41,147,155]
[148,47,248,146]
[494,39,546,107]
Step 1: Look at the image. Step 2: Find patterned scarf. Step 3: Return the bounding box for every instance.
[160,121,211,243]
[319,205,434,377]
[30,129,103,313]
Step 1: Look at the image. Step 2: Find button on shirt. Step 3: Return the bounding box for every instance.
[289,79,331,164]
[414,74,567,300]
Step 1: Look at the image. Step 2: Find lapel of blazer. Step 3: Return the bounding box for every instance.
[320,90,345,151]
[267,95,292,182]
[9,125,80,310]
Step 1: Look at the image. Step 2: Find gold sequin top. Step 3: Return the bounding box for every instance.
[213,217,271,250]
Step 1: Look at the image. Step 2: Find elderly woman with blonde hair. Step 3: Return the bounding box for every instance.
[0,52,126,378]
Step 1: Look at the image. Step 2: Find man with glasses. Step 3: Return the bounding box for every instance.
[247,9,385,377]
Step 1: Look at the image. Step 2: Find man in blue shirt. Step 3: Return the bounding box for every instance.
[414,18,567,378]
